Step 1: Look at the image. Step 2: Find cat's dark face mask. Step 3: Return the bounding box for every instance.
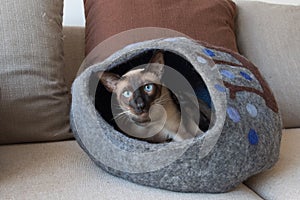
[125,83,162,123]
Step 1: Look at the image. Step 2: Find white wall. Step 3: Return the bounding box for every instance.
[62,0,300,27]
[235,0,300,4]
[63,0,85,26]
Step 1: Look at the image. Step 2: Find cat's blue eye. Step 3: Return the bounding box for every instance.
[122,90,132,98]
[144,84,153,93]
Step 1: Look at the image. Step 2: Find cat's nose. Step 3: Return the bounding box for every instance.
[136,97,145,114]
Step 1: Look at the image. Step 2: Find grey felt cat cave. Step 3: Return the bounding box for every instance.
[70,37,282,193]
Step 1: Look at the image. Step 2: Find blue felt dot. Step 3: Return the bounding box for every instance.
[196,56,207,64]
[246,103,258,117]
[203,48,215,57]
[248,129,259,145]
[240,71,253,81]
[227,107,241,123]
[214,84,226,92]
[220,69,235,79]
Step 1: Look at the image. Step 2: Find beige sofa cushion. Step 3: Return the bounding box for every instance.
[0,0,72,144]
[0,140,262,199]
[236,1,300,128]
[63,27,85,91]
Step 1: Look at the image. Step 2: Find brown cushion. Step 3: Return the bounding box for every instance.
[0,0,72,144]
[84,0,238,55]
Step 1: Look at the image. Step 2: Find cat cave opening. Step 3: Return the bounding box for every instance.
[95,49,213,143]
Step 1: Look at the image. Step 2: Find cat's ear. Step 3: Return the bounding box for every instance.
[98,71,120,92]
[149,51,164,65]
[145,51,165,79]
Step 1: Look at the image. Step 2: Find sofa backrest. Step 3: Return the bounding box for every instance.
[63,27,85,91]
[63,1,300,128]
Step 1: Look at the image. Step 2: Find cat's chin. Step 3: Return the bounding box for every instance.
[134,121,151,127]
[131,114,151,126]
[132,118,151,125]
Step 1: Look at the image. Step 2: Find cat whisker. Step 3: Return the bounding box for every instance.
[116,115,128,123]
[158,93,169,100]
[112,110,130,121]
[154,94,168,103]
[154,97,172,105]
[111,103,123,109]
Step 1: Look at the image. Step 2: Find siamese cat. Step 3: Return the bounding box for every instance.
[99,51,208,143]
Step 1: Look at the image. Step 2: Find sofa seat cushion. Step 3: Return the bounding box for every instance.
[0,140,261,199]
[245,128,300,200]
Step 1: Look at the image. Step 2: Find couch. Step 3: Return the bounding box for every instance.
[1,0,299,199]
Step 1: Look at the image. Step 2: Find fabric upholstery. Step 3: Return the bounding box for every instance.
[245,129,300,200]
[0,140,262,199]
[235,1,300,128]
[63,27,85,91]
[0,0,71,144]
[84,0,238,55]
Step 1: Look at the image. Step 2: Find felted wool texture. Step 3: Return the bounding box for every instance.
[84,0,238,54]
[236,1,300,128]
[71,37,282,193]
[0,0,71,144]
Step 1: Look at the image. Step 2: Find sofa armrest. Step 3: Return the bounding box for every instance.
[234,1,300,128]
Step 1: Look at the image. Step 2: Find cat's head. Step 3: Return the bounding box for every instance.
[99,51,165,124]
